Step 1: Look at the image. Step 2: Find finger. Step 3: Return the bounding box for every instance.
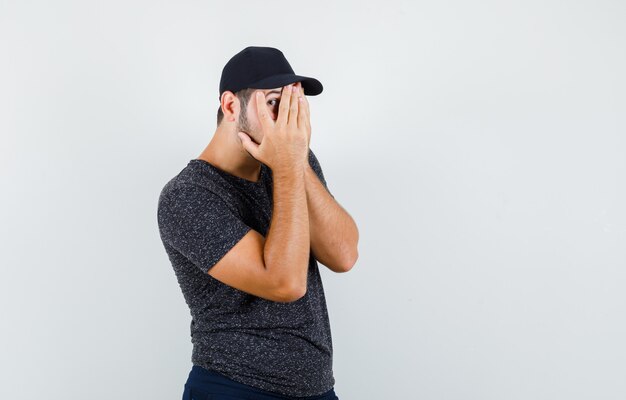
[288,85,299,126]
[298,89,308,129]
[300,89,310,130]
[276,85,292,126]
[254,91,271,131]
[237,131,260,159]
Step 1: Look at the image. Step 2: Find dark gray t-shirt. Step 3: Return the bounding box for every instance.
[157,149,336,398]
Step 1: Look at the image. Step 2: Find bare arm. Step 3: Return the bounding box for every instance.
[264,167,310,298]
[304,164,359,272]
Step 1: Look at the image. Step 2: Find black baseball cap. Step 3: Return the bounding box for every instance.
[218,46,323,101]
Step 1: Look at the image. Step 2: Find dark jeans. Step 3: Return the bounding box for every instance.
[182,365,339,400]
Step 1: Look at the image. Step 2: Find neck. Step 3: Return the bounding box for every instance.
[197,123,262,183]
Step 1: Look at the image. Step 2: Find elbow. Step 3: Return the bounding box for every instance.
[278,285,307,303]
[337,247,358,273]
[274,278,307,303]
[338,225,359,273]
[287,285,307,302]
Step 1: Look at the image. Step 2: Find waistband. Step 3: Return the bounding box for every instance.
[184,365,338,400]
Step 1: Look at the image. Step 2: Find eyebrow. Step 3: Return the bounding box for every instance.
[264,89,282,96]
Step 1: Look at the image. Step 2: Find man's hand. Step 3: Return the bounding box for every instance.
[238,84,310,173]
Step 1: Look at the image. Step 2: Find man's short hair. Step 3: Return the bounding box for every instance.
[217,88,256,126]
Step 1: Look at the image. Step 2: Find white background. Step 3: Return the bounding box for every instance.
[1,1,625,399]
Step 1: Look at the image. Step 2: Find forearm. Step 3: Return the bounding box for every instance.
[264,167,310,293]
[305,164,359,272]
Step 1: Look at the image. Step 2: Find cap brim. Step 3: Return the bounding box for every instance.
[247,73,323,96]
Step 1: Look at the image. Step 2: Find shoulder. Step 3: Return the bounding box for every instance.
[158,162,227,207]
[158,180,223,211]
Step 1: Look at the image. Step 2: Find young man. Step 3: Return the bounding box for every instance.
[157,46,359,400]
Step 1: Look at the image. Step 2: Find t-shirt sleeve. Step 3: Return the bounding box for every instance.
[308,148,334,198]
[157,184,252,274]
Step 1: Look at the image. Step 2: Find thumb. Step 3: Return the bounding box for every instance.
[237,132,259,158]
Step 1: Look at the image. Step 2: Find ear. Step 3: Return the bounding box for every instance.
[220,91,240,122]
